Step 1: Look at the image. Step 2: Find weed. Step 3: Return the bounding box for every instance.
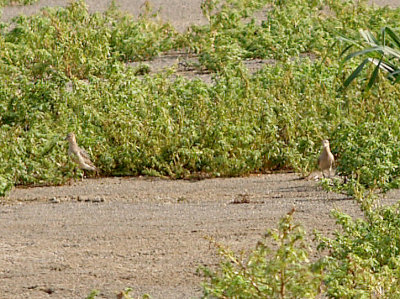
[201,209,324,298]
[0,0,400,196]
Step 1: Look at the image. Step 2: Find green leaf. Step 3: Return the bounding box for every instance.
[382,27,400,49]
[344,46,382,61]
[366,58,381,90]
[343,58,370,88]
[340,44,355,58]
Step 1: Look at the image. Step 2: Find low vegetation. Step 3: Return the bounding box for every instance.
[1,0,400,195]
[202,209,325,298]
[203,196,400,298]
[1,0,400,296]
[0,0,37,7]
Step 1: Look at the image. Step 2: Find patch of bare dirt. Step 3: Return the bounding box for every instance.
[1,174,399,298]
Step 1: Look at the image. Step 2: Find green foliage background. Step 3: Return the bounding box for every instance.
[1,0,400,196]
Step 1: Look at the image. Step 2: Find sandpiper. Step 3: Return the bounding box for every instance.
[318,139,335,178]
[65,132,98,173]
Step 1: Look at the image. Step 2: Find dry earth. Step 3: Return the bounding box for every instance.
[0,175,379,298]
[1,0,400,299]
[2,174,400,299]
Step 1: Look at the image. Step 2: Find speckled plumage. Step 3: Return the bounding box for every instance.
[66,132,98,172]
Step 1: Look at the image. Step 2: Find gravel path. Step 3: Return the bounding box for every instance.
[2,174,399,298]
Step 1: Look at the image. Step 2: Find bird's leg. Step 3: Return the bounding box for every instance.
[77,169,84,181]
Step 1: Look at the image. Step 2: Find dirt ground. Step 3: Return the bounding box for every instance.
[2,174,400,299]
[1,0,400,299]
[1,0,399,30]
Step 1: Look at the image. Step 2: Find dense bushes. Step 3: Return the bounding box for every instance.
[0,0,400,195]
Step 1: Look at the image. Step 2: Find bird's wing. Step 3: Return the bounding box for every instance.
[77,151,98,171]
[78,147,91,160]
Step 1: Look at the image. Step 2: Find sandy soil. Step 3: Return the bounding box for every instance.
[1,1,400,298]
[2,174,400,298]
[1,0,399,30]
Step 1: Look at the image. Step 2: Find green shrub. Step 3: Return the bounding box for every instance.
[0,0,400,197]
[318,195,400,298]
[5,1,112,79]
[187,0,400,71]
[3,0,182,80]
[204,196,400,298]
[109,1,181,61]
[332,121,400,192]
[201,209,324,298]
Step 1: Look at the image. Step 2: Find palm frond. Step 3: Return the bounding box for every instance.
[341,27,400,88]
